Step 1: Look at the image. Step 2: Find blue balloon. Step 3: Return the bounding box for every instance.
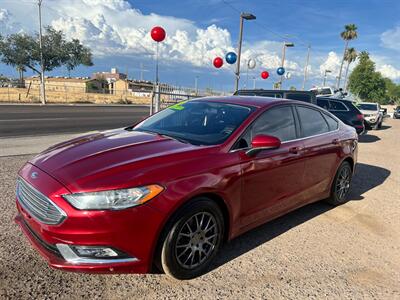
[225,52,237,64]
[277,67,285,76]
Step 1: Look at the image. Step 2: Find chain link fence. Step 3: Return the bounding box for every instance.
[0,81,227,107]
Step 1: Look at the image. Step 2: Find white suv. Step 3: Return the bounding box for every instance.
[357,102,383,130]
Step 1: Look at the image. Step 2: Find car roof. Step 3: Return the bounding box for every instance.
[235,89,313,94]
[195,96,300,108]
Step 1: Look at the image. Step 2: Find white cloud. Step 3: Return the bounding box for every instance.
[319,51,341,76]
[1,0,302,76]
[377,64,400,80]
[0,8,18,35]
[381,26,400,51]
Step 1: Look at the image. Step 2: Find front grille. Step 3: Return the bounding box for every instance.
[21,217,62,258]
[16,178,66,225]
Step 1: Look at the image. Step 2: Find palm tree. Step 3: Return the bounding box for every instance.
[337,24,358,89]
[343,47,357,92]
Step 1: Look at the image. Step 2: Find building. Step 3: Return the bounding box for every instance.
[108,79,154,96]
[25,77,104,93]
[91,68,127,81]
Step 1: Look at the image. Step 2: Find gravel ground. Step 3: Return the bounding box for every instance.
[0,119,399,299]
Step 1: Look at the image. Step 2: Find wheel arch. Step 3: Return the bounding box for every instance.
[150,192,231,272]
[342,156,355,172]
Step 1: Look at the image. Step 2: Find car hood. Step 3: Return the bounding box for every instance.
[360,110,379,115]
[29,128,205,192]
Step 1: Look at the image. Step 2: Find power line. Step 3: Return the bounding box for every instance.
[222,0,309,47]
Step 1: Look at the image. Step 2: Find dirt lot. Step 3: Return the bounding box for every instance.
[0,119,399,299]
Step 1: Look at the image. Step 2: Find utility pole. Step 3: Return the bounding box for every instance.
[38,0,46,104]
[279,42,294,89]
[140,63,144,81]
[194,76,199,95]
[302,45,311,91]
[234,13,256,92]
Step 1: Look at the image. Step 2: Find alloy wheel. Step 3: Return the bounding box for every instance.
[336,166,351,200]
[175,212,218,269]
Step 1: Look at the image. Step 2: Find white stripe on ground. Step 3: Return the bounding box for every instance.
[0,132,97,157]
[0,116,134,122]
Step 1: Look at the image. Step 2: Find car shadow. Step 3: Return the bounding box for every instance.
[348,163,391,200]
[358,134,380,143]
[208,162,390,273]
[379,125,391,130]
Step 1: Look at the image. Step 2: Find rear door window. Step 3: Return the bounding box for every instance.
[296,106,330,137]
[317,98,330,110]
[329,100,348,111]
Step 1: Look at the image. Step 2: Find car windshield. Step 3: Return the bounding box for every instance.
[132,100,254,145]
[358,103,378,111]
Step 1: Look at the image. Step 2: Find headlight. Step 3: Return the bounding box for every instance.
[63,185,164,210]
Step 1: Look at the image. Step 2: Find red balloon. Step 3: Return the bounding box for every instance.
[151,26,166,42]
[261,71,269,79]
[213,57,223,68]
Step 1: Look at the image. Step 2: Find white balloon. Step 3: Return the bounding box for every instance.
[285,72,292,79]
[247,59,256,69]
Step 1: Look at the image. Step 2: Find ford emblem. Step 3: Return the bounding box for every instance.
[31,172,39,179]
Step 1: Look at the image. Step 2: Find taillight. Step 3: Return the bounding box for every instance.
[357,114,364,120]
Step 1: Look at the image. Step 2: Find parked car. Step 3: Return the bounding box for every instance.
[393,106,400,119]
[235,89,316,104]
[15,97,357,279]
[316,97,365,134]
[357,102,383,129]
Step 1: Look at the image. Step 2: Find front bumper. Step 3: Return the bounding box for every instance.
[15,164,166,274]
[364,118,378,125]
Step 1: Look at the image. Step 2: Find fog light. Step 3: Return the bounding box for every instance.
[71,246,118,258]
[56,244,137,264]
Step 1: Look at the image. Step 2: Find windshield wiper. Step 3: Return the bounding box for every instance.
[159,133,191,144]
[127,128,192,145]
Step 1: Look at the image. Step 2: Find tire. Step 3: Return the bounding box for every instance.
[325,161,352,206]
[157,198,225,279]
[378,121,382,129]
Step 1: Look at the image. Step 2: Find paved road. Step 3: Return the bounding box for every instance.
[0,104,149,137]
[0,119,399,298]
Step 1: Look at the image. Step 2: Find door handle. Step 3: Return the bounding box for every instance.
[289,146,303,154]
[332,138,340,145]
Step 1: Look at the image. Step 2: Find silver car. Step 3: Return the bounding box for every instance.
[358,102,383,130]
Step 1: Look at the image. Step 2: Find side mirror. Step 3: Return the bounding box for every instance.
[246,134,281,157]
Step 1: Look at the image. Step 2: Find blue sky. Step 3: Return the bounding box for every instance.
[1,0,399,91]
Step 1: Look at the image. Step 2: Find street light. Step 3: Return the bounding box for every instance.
[302,44,311,91]
[38,0,46,104]
[234,12,256,92]
[323,69,332,86]
[279,42,295,89]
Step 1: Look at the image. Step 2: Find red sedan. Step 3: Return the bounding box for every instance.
[15,96,357,279]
